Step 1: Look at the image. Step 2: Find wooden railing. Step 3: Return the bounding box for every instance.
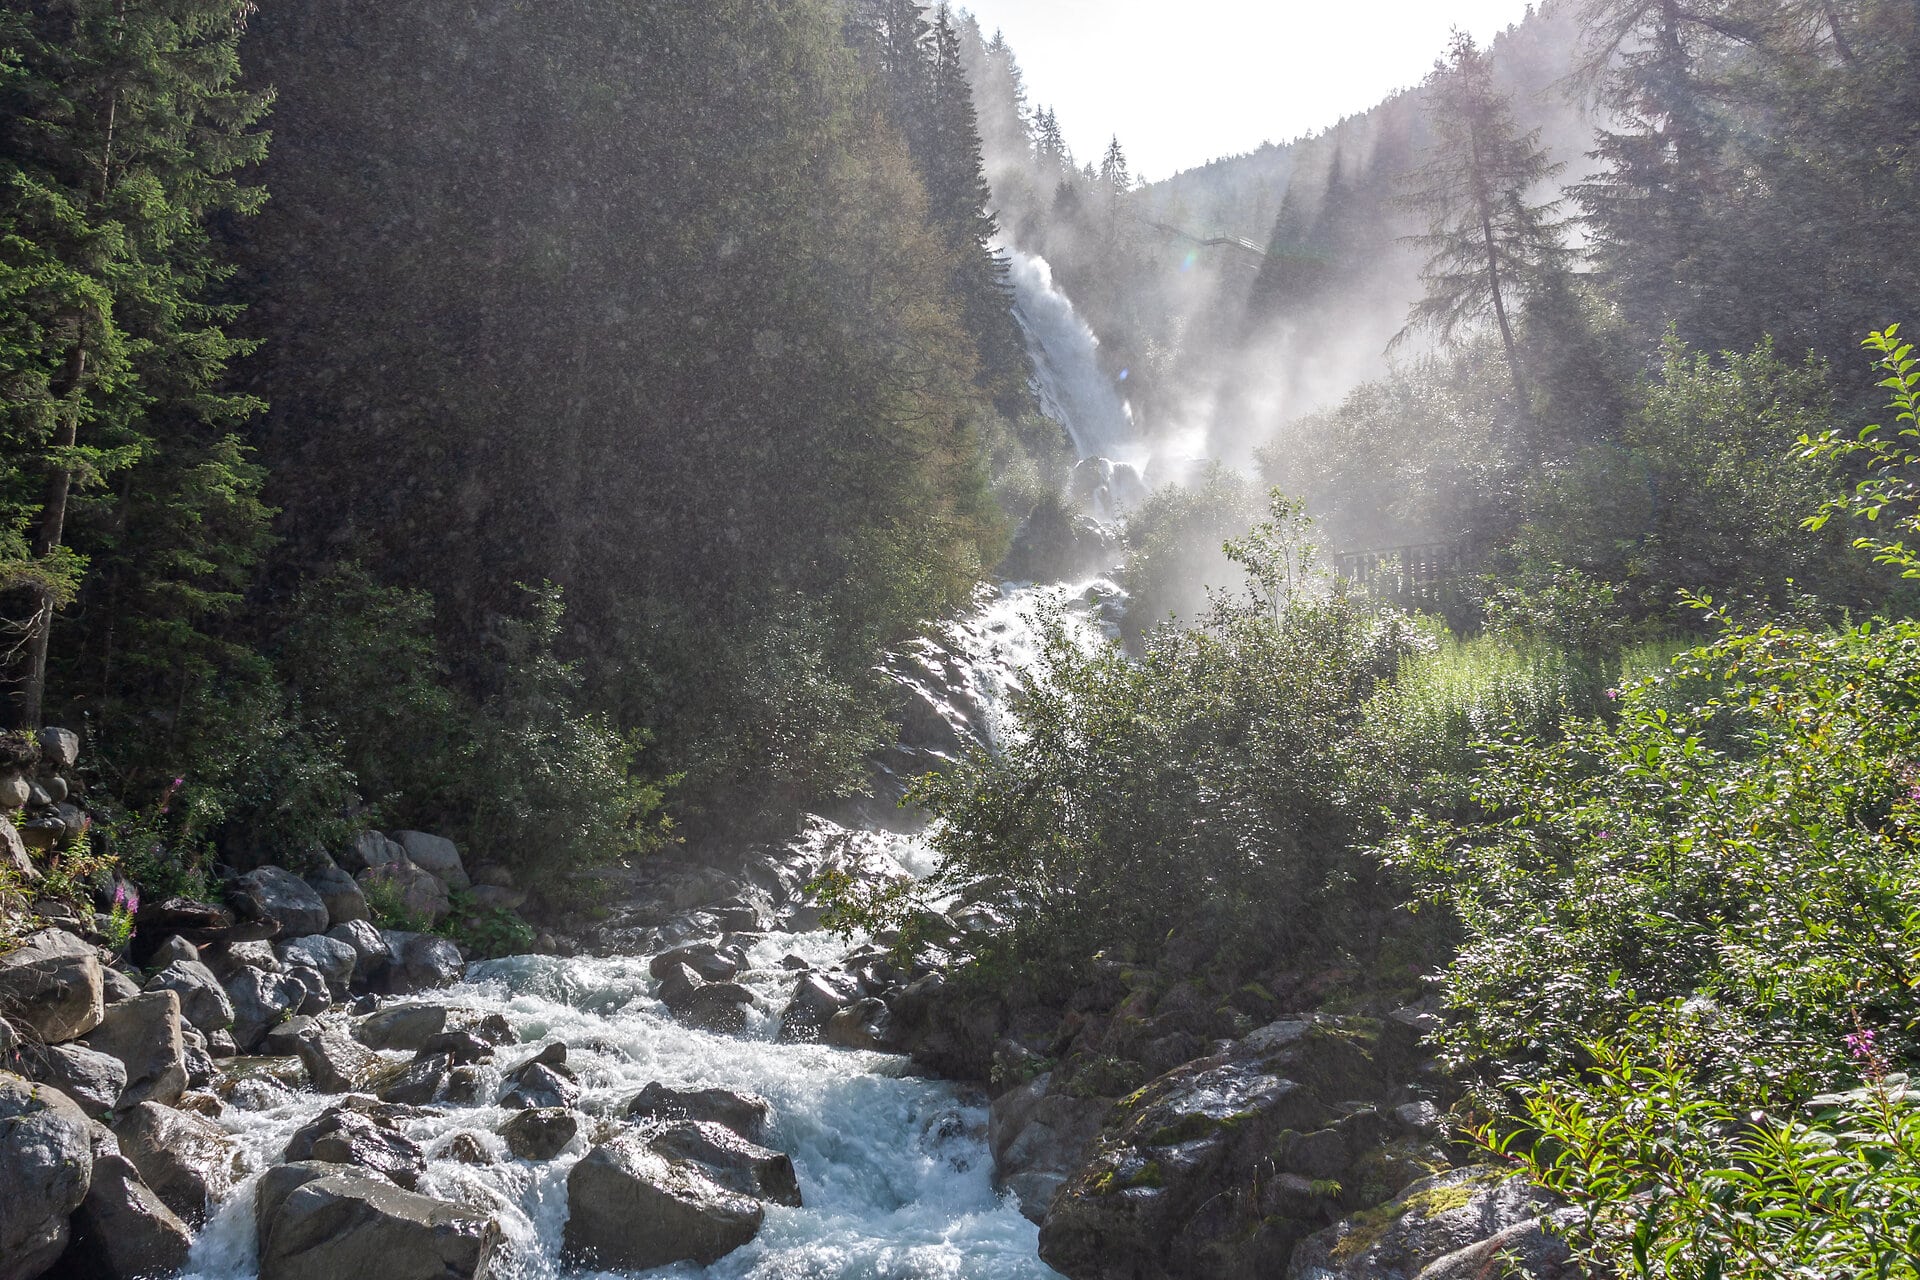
[1333,541,1479,609]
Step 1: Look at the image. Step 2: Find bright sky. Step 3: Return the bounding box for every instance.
[958,1,1544,181]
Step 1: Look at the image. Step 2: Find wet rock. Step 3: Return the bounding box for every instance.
[650,942,742,984]
[499,1107,578,1161]
[446,1065,485,1105]
[650,1119,801,1207]
[379,1055,452,1106]
[499,1061,578,1111]
[779,971,858,1042]
[143,958,235,1034]
[0,1070,93,1280]
[252,1162,338,1256]
[82,990,186,1110]
[277,935,358,997]
[263,1015,318,1057]
[824,997,894,1051]
[176,1090,224,1118]
[17,1041,126,1118]
[61,1152,193,1280]
[654,959,702,1007]
[626,1082,772,1144]
[441,1132,494,1165]
[284,965,332,1016]
[417,1029,495,1066]
[0,928,104,1043]
[671,981,757,1034]
[327,920,392,986]
[112,1100,240,1225]
[232,867,330,940]
[224,965,305,1052]
[354,1003,454,1051]
[990,1073,1111,1224]
[303,859,370,927]
[886,971,1007,1081]
[285,1104,427,1189]
[564,1133,764,1270]
[393,831,469,890]
[258,1170,501,1280]
[1286,1167,1576,1280]
[292,1021,383,1094]
[376,932,465,994]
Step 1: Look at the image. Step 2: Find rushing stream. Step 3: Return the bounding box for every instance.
[178,255,1130,1280]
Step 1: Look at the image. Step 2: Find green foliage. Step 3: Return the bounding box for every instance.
[438,893,537,960]
[888,495,1419,977]
[1805,326,1920,576]
[360,874,430,934]
[1117,465,1265,643]
[1487,1045,1920,1280]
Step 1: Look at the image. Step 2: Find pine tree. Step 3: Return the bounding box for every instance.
[1397,32,1572,434]
[0,0,270,732]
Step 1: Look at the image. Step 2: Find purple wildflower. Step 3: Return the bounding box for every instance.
[1847,1028,1877,1061]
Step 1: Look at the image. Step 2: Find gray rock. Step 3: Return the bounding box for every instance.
[669,980,757,1034]
[292,1021,383,1094]
[626,1081,772,1144]
[303,859,370,927]
[823,997,892,1051]
[82,990,187,1109]
[144,958,235,1034]
[149,935,200,967]
[649,1119,801,1207]
[224,965,305,1052]
[277,935,357,997]
[112,1100,239,1225]
[355,1003,453,1052]
[98,966,141,1006]
[441,1132,494,1165]
[19,1041,127,1118]
[0,774,29,812]
[0,1071,93,1280]
[393,831,469,890]
[651,943,742,984]
[36,728,79,769]
[258,1171,501,1280]
[340,830,407,876]
[989,1073,1109,1224]
[377,1055,451,1107]
[499,1062,578,1112]
[251,1162,338,1257]
[0,928,104,1043]
[263,1015,319,1058]
[232,867,329,940]
[327,920,391,985]
[1286,1167,1576,1280]
[779,971,858,1042]
[499,1107,578,1161]
[63,1152,194,1280]
[0,816,33,882]
[359,862,450,926]
[283,965,333,1016]
[284,1104,427,1189]
[463,884,526,913]
[417,1029,494,1066]
[179,1024,216,1091]
[563,1134,764,1270]
[376,932,465,994]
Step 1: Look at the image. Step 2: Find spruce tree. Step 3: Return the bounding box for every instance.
[1397,32,1572,437]
[0,0,270,732]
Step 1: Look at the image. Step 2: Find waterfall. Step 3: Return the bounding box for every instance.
[1007,251,1135,465]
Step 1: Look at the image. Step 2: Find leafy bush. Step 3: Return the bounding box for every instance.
[856,494,1420,980]
[1117,464,1265,644]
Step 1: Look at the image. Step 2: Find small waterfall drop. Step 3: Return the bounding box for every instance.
[1007,251,1135,466]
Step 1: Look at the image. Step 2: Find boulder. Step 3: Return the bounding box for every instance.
[0,816,34,882]
[823,997,893,1051]
[0,774,28,812]
[340,830,407,876]
[563,1134,764,1270]
[292,1021,383,1094]
[207,938,280,977]
[887,971,1007,1082]
[149,935,200,967]
[393,831,469,890]
[990,1073,1111,1224]
[1287,1167,1576,1280]
[650,1119,801,1207]
[499,1107,578,1161]
[61,1152,193,1280]
[143,958,235,1034]
[626,1081,772,1144]
[283,965,333,1016]
[418,1029,494,1066]
[277,935,357,997]
[499,1062,578,1112]
[258,1171,500,1280]
[224,965,305,1051]
[359,862,451,927]
[232,867,330,940]
[327,920,391,985]
[376,931,464,994]
[252,1162,337,1256]
[651,943,742,984]
[82,990,186,1109]
[36,728,79,770]
[98,966,141,1006]
[0,1071,93,1280]
[18,1041,127,1118]
[355,1003,453,1052]
[111,1100,239,1225]
[303,860,370,927]
[778,971,859,1042]
[284,1104,427,1189]
[670,981,757,1034]
[0,928,104,1043]
[378,1054,451,1106]
[134,898,270,950]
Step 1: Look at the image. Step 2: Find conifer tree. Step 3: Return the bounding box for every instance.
[0,0,270,731]
[1397,32,1572,433]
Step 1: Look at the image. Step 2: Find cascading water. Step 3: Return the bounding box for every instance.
[177,247,1132,1280]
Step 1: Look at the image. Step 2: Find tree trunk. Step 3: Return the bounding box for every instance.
[1480,207,1532,445]
[5,344,89,731]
